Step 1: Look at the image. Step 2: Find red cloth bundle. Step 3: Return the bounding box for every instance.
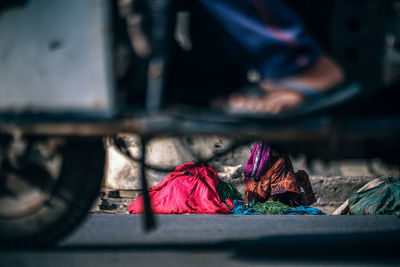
[128,162,231,214]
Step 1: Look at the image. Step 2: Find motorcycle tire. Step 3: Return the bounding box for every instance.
[0,137,105,249]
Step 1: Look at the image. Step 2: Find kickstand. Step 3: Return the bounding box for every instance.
[140,135,156,231]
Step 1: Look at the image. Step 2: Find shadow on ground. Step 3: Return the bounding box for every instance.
[22,230,397,265]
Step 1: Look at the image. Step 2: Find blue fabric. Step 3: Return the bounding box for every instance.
[285,205,326,215]
[230,201,325,215]
[231,199,261,215]
[196,0,322,79]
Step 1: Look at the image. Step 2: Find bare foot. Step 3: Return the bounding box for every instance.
[227,56,345,115]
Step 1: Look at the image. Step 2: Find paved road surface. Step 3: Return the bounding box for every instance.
[2,214,400,266]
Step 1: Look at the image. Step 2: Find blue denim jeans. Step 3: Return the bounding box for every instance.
[196,0,322,79]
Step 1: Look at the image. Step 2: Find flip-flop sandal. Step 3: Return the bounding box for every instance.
[223,81,362,120]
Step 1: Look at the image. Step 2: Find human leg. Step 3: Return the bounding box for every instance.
[197,0,322,79]
[197,0,353,117]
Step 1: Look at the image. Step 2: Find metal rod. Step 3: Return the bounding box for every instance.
[145,0,172,113]
[140,135,156,231]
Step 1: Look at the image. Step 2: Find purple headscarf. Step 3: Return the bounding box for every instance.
[243,142,271,182]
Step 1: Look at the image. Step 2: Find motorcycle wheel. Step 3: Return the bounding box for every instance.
[0,136,104,248]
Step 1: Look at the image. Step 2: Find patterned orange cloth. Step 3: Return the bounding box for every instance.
[245,156,316,207]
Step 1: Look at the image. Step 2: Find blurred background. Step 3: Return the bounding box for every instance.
[0,0,399,255]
